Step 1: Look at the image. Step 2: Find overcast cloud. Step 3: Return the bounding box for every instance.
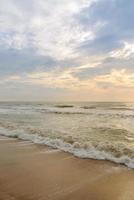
[0,0,134,101]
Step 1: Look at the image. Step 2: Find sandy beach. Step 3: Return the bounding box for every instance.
[0,135,134,200]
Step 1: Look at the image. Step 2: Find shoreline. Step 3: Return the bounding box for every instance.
[0,135,134,200]
[1,132,133,169]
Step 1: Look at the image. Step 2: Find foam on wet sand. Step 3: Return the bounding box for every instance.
[0,136,134,200]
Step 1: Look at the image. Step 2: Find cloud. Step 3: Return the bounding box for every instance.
[0,0,94,59]
[0,47,58,77]
[94,69,134,88]
[110,42,134,59]
[77,0,134,55]
[0,0,134,101]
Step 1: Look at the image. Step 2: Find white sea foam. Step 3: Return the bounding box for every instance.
[0,127,134,169]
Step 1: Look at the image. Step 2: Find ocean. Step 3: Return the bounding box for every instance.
[0,102,134,169]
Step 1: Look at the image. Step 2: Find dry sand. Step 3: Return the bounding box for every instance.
[0,135,134,200]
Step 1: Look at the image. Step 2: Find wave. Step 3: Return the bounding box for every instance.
[42,110,93,115]
[55,105,74,108]
[81,106,96,109]
[110,107,134,111]
[0,104,134,118]
[35,107,134,117]
[0,127,133,169]
[125,136,134,142]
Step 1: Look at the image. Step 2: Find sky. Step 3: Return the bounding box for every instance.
[0,0,134,101]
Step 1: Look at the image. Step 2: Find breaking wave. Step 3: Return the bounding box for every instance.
[0,126,133,169]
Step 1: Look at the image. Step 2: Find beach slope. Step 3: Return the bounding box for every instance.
[0,136,134,200]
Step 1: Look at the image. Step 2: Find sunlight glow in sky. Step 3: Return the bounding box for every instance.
[0,0,134,101]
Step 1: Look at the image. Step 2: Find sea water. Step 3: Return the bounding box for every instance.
[0,102,134,168]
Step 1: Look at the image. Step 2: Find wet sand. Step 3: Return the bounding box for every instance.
[0,136,134,200]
